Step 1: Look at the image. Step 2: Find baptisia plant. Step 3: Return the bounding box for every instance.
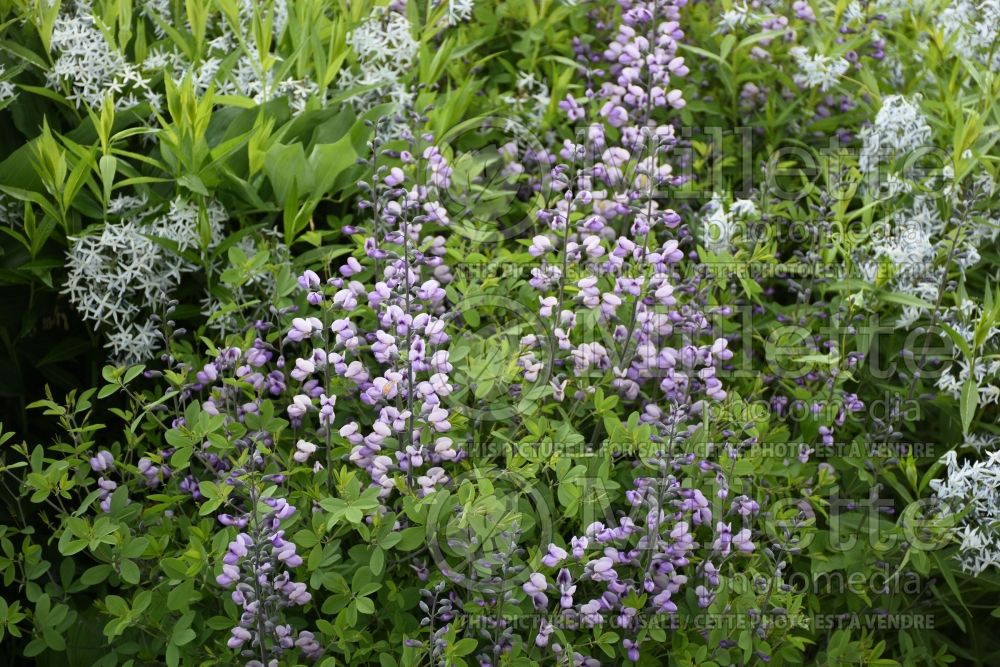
[398,0,798,664]
[135,113,467,664]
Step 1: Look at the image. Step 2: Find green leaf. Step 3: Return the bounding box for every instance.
[99,155,117,205]
[171,611,197,646]
[167,580,198,611]
[166,641,180,667]
[266,142,312,203]
[123,364,145,384]
[308,133,359,198]
[451,638,478,657]
[97,383,120,399]
[81,564,113,586]
[133,590,152,615]
[395,526,425,551]
[42,626,65,651]
[165,428,193,448]
[173,627,196,646]
[105,595,128,617]
[171,446,193,471]
[60,539,88,556]
[178,174,210,196]
[879,291,935,310]
[931,552,971,616]
[355,596,375,614]
[960,375,978,435]
[119,559,140,585]
[719,34,737,60]
[370,547,385,576]
[939,322,973,362]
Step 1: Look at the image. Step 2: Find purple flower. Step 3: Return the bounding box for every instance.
[587,556,617,582]
[623,638,640,662]
[529,235,554,256]
[601,102,628,127]
[89,450,114,472]
[288,316,323,342]
[227,626,251,649]
[793,0,816,22]
[731,495,759,517]
[541,543,568,567]
[216,563,240,587]
[293,439,317,463]
[522,572,547,596]
[297,270,321,290]
[696,585,714,608]
[557,568,576,608]
[732,529,754,553]
[559,94,585,121]
[384,167,405,187]
[535,619,555,647]
[287,394,312,419]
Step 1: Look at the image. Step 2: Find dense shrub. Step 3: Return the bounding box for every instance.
[0,1,999,666]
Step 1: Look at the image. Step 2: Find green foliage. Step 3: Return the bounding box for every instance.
[0,0,998,666]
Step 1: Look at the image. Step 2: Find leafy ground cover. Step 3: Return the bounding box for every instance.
[0,0,999,665]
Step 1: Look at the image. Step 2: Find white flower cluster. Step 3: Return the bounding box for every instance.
[139,0,173,38]
[500,71,552,130]
[940,0,1000,71]
[65,221,179,360]
[148,197,226,254]
[894,294,1000,404]
[143,0,313,112]
[64,196,226,363]
[700,194,759,255]
[103,320,163,365]
[0,64,16,104]
[349,8,419,70]
[238,0,289,43]
[963,170,1000,249]
[439,0,475,26]
[339,8,419,129]
[106,193,150,216]
[852,96,957,308]
[789,47,849,92]
[213,0,299,106]
[873,0,923,21]
[273,78,321,115]
[934,299,1000,406]
[842,0,868,24]
[855,99,992,303]
[859,95,932,173]
[47,3,160,111]
[874,170,998,332]
[868,197,941,272]
[931,449,1000,576]
[964,432,1000,452]
[61,0,460,120]
[0,195,23,226]
[716,2,753,33]
[714,0,797,44]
